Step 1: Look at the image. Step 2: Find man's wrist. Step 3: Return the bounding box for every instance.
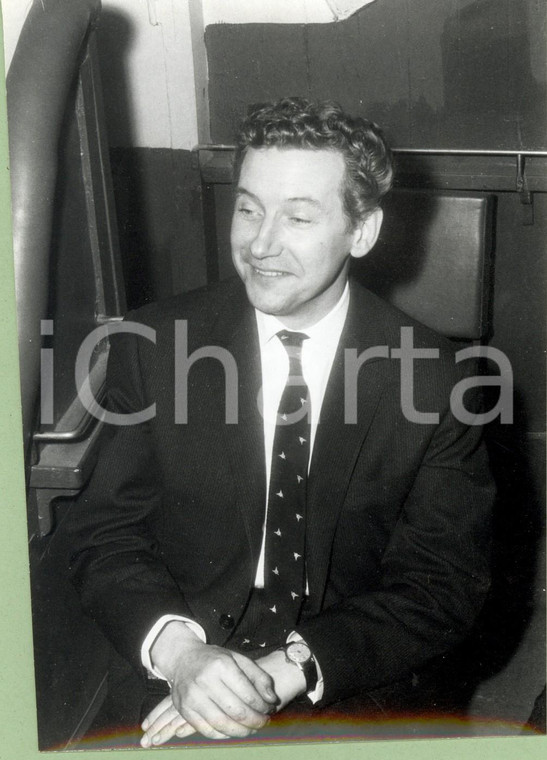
[261,648,307,701]
[279,641,318,693]
[142,615,207,679]
[150,620,203,683]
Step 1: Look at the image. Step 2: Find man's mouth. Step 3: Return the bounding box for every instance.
[252,267,289,278]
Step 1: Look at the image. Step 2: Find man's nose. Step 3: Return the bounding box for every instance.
[249,217,279,259]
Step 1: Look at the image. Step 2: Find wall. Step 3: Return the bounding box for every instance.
[204,0,336,25]
[2,0,202,149]
[2,0,378,148]
[94,0,376,148]
[92,1,209,304]
[94,0,198,149]
[206,0,546,150]
[1,0,209,312]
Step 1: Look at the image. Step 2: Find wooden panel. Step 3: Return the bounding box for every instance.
[206,0,547,151]
[206,23,310,144]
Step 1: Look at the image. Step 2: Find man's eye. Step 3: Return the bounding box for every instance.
[238,206,260,219]
[290,216,311,225]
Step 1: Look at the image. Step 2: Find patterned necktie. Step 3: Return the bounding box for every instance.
[263,330,311,639]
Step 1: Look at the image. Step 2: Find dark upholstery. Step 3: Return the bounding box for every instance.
[352,189,495,340]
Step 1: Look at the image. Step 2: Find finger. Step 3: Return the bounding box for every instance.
[181,697,258,739]
[141,721,182,749]
[175,655,274,721]
[182,705,233,740]
[207,680,270,730]
[175,723,198,739]
[149,714,189,747]
[141,704,185,745]
[227,655,278,710]
[234,653,277,700]
[141,695,174,730]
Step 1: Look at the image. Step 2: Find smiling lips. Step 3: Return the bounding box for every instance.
[252,266,290,278]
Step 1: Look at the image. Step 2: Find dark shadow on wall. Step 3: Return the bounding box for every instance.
[95,8,136,148]
[94,9,153,308]
[109,147,208,309]
[95,9,207,308]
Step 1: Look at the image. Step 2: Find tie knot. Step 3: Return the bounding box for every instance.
[277,330,309,350]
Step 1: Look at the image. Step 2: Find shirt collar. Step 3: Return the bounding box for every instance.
[255,281,350,348]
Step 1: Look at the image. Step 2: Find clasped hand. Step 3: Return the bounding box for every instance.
[141,622,306,747]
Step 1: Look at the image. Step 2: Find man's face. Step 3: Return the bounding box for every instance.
[231,146,362,329]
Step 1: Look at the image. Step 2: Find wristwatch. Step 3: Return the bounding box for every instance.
[281,641,318,692]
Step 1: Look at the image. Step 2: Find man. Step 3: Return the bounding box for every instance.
[67,97,494,746]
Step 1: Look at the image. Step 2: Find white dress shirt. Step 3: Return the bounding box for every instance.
[142,283,350,702]
[254,283,350,586]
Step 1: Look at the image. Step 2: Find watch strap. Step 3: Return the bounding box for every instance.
[300,653,318,693]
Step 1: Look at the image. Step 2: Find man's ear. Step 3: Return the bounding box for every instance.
[350,207,383,260]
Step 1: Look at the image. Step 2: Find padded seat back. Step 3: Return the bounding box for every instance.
[352,189,495,340]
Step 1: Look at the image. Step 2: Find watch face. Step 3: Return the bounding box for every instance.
[287,642,311,663]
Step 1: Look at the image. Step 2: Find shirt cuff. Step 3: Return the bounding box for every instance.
[141,615,207,680]
[286,631,324,703]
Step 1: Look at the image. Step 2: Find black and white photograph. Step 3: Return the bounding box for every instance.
[1,0,545,753]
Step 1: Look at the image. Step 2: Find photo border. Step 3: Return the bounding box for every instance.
[0,4,545,759]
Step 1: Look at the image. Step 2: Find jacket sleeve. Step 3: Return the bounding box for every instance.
[66,327,193,675]
[296,364,495,706]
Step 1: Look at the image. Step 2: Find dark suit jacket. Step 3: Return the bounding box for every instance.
[68,277,494,707]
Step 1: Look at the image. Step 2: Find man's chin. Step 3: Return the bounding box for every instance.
[242,278,294,317]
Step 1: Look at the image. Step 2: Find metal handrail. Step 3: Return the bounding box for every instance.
[193,144,547,157]
[33,348,108,444]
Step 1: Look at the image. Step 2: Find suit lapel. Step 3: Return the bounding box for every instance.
[206,279,394,606]
[306,282,392,608]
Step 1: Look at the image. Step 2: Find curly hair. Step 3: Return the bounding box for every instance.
[234,97,393,225]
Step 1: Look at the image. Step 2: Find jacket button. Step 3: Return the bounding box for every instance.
[219,614,234,630]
